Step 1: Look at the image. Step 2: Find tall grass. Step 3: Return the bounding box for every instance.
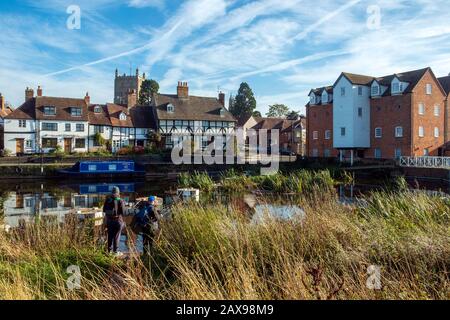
[0,187,448,300]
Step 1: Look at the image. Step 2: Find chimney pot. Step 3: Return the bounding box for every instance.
[37,86,43,97]
[0,93,4,112]
[84,92,90,105]
[177,81,189,99]
[218,92,225,107]
[25,87,34,102]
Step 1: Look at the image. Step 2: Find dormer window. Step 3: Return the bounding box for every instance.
[371,84,380,96]
[219,108,225,118]
[119,112,127,121]
[43,106,56,116]
[71,107,82,117]
[167,103,175,113]
[94,106,102,113]
[392,83,400,93]
[322,92,328,104]
[309,94,316,105]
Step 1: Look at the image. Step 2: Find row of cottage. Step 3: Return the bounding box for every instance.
[306,67,450,161]
[0,77,306,155]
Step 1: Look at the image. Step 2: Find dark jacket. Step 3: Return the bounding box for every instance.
[103,196,126,220]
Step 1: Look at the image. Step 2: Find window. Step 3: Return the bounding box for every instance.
[358,87,363,96]
[434,127,440,138]
[65,123,71,132]
[42,123,58,131]
[340,127,346,136]
[310,95,315,104]
[418,103,425,115]
[108,164,117,171]
[313,131,318,140]
[75,139,85,149]
[76,124,85,132]
[426,84,432,95]
[88,165,97,171]
[392,82,400,93]
[340,87,345,96]
[19,120,26,128]
[26,140,33,149]
[419,126,424,137]
[94,106,102,113]
[322,93,328,103]
[424,148,430,156]
[324,149,331,158]
[325,130,331,140]
[375,127,382,138]
[395,126,403,138]
[94,126,104,134]
[119,113,127,121]
[312,149,318,157]
[43,106,56,116]
[434,105,440,116]
[371,85,380,96]
[374,148,382,159]
[42,138,58,148]
[395,148,402,159]
[220,108,225,118]
[167,104,174,113]
[358,108,363,117]
[71,107,82,117]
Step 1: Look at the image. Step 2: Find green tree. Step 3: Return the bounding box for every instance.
[139,79,160,106]
[266,104,290,118]
[230,82,257,118]
[252,110,262,118]
[287,110,300,120]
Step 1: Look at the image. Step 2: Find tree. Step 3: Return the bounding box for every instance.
[287,110,300,120]
[252,110,262,117]
[139,79,160,106]
[266,104,290,118]
[230,82,257,118]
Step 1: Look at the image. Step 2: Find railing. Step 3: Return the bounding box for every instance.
[398,156,450,169]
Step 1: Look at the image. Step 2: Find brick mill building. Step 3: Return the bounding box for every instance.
[306,67,448,161]
[438,74,450,155]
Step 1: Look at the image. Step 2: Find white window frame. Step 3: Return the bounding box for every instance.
[434,105,440,117]
[426,84,432,95]
[419,126,424,137]
[418,103,425,115]
[310,94,315,104]
[392,82,400,94]
[119,113,127,121]
[167,104,175,113]
[434,127,440,138]
[395,126,403,138]
[325,130,331,140]
[371,85,380,96]
[375,127,382,138]
[19,120,26,128]
[313,131,318,140]
[374,148,382,159]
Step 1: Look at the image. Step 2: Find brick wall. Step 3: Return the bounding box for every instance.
[306,103,337,157]
[411,71,446,156]
[369,94,412,159]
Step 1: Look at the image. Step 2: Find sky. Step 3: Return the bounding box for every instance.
[1,0,450,115]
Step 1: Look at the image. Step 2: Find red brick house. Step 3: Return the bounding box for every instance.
[306,86,337,158]
[306,67,448,160]
[438,74,450,156]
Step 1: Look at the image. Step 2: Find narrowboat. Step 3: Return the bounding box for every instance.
[59,161,145,178]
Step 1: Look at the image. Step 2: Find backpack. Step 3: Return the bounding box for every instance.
[104,197,122,218]
[131,205,159,235]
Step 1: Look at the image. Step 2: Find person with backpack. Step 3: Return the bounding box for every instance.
[103,186,126,256]
[131,196,161,255]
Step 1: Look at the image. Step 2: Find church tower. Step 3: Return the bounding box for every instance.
[114,68,146,105]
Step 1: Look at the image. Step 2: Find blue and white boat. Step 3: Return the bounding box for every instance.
[59,161,145,177]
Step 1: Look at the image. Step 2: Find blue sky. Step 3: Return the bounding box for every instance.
[1,0,450,115]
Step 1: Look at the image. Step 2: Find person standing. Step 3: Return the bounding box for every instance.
[103,186,126,256]
[141,196,161,255]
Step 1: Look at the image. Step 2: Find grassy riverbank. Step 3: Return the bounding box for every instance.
[0,183,448,300]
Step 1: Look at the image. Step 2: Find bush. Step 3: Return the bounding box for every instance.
[0,149,12,157]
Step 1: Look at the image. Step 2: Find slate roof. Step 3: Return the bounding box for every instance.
[154,94,236,122]
[438,75,450,95]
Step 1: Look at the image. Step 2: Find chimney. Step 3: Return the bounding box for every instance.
[84,92,90,105]
[127,89,137,109]
[37,86,43,97]
[177,81,189,99]
[25,87,34,102]
[218,92,225,107]
[0,93,4,112]
[115,68,119,78]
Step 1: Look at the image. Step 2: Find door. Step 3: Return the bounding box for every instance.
[16,139,24,154]
[64,138,72,153]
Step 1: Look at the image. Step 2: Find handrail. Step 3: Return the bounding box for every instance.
[398,156,450,169]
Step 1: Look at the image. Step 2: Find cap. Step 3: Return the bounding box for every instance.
[148,196,156,202]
